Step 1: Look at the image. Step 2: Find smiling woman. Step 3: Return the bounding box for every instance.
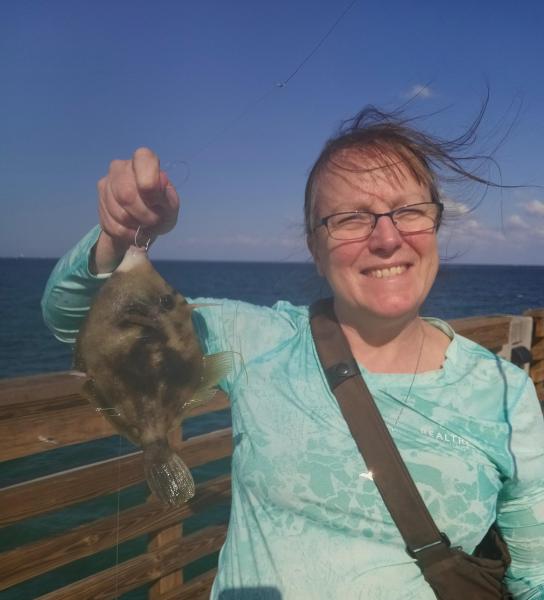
[41,106,544,599]
[308,154,442,372]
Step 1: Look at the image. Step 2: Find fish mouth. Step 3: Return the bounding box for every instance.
[361,263,411,279]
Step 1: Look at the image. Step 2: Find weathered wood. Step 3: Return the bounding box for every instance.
[531,338,544,362]
[0,476,230,591]
[0,371,84,404]
[159,569,217,600]
[0,428,232,527]
[530,360,544,386]
[0,401,113,462]
[447,316,512,352]
[0,370,230,461]
[36,524,227,600]
[148,524,183,597]
[524,309,544,338]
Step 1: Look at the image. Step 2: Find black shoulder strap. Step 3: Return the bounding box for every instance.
[310,298,452,566]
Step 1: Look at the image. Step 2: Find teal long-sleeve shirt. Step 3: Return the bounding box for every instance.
[42,227,544,600]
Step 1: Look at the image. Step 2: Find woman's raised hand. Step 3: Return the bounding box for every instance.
[93,148,180,273]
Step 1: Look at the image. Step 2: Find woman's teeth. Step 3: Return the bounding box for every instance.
[367,265,407,279]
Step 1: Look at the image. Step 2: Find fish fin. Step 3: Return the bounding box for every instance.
[183,351,234,411]
[184,386,219,410]
[143,441,195,506]
[201,351,235,386]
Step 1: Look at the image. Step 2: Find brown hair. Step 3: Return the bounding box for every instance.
[304,104,494,235]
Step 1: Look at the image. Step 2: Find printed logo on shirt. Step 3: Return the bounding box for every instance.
[420,426,470,448]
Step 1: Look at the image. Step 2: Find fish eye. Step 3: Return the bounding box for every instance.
[159,294,174,310]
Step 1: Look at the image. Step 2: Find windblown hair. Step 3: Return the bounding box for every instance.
[304,103,496,235]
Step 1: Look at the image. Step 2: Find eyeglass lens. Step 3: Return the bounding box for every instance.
[326,203,441,240]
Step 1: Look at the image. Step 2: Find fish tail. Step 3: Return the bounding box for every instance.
[143,441,195,506]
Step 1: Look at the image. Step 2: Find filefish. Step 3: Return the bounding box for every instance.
[74,245,232,506]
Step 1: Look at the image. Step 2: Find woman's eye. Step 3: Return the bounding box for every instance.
[160,295,174,310]
[336,213,370,225]
[396,208,424,220]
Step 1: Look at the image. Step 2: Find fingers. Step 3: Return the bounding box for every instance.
[97,148,180,246]
[132,147,162,208]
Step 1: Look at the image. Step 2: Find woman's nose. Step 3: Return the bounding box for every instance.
[367,215,403,253]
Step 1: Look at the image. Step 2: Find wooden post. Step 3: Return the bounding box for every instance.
[524,309,544,406]
[147,428,184,598]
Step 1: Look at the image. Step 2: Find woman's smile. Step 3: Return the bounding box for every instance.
[362,263,410,278]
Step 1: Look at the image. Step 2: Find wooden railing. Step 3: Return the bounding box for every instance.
[1,309,543,599]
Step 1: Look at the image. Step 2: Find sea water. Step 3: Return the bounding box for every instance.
[2,258,544,380]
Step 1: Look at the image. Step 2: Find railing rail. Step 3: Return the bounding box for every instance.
[1,309,543,598]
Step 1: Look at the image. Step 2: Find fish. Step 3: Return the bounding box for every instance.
[74,245,232,506]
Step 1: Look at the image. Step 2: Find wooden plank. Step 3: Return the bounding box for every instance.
[536,382,544,403]
[0,372,84,404]
[0,371,230,461]
[160,569,217,600]
[0,476,230,591]
[0,428,232,527]
[524,309,544,338]
[0,402,114,462]
[530,360,544,386]
[447,316,511,352]
[36,524,227,600]
[148,522,183,597]
[531,338,544,362]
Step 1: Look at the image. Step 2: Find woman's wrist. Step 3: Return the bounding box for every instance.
[90,230,129,275]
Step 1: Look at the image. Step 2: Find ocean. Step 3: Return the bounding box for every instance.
[2,258,544,380]
[1,258,544,599]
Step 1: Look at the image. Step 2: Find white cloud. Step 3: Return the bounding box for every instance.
[522,200,544,217]
[442,197,471,217]
[404,84,433,99]
[507,215,530,230]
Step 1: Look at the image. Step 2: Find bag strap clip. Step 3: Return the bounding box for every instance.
[406,532,451,558]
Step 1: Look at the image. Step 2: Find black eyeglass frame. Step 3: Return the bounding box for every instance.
[313,201,444,240]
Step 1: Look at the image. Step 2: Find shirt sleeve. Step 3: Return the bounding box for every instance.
[41,225,111,344]
[497,375,544,600]
[191,299,305,395]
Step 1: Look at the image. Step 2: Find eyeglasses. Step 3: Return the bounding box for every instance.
[313,202,444,241]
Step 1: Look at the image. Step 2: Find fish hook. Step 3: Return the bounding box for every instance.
[135,226,153,251]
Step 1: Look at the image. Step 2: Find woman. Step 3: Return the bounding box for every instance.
[42,108,544,599]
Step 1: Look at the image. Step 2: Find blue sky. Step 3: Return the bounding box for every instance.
[1,0,544,264]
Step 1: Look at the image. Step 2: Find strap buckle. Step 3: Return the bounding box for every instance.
[324,359,359,390]
[406,532,451,558]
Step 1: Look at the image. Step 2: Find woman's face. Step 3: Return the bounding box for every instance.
[308,151,439,325]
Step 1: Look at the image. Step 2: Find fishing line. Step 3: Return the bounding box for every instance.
[114,433,123,599]
[167,0,360,169]
[278,0,359,88]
